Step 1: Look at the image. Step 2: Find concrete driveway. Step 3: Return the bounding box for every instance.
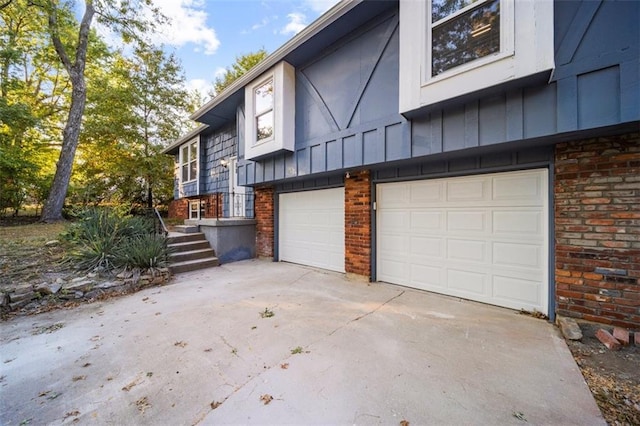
[1,260,604,425]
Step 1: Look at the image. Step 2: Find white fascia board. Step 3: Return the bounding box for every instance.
[162,124,209,154]
[190,0,361,122]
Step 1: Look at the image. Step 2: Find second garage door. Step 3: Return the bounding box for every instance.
[279,187,345,272]
[377,169,548,314]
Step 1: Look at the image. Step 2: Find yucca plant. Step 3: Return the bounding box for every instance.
[62,207,163,273]
[114,234,170,270]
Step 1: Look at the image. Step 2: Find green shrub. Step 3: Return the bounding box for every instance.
[62,207,167,273]
[114,234,170,270]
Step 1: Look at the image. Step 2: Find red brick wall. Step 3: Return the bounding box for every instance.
[555,132,640,328]
[168,198,188,219]
[255,186,274,258]
[202,193,223,218]
[345,170,372,279]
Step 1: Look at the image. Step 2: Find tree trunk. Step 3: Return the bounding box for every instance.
[40,74,86,221]
[40,1,94,222]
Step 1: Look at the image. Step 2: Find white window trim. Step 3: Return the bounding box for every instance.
[245,61,295,160]
[253,77,275,146]
[178,137,199,187]
[399,0,554,113]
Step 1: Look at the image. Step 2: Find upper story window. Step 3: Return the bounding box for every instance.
[254,79,274,143]
[180,138,198,183]
[245,61,295,160]
[399,0,554,114]
[431,0,500,77]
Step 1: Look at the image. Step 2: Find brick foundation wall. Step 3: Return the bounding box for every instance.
[168,199,188,219]
[255,186,274,258]
[555,132,640,328]
[345,170,372,279]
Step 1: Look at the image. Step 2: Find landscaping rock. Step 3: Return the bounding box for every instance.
[35,282,62,296]
[96,281,120,289]
[9,290,36,304]
[557,317,583,340]
[71,276,87,283]
[64,280,94,293]
[117,271,133,279]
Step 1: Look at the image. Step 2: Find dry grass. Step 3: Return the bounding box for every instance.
[0,222,70,291]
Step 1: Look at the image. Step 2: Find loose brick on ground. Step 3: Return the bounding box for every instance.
[612,327,630,345]
[595,328,621,350]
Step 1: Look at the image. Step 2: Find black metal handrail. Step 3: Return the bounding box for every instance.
[204,191,255,220]
[143,207,168,235]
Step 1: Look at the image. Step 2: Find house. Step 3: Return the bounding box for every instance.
[164,0,640,328]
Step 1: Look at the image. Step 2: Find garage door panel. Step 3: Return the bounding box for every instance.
[410,181,444,203]
[378,211,408,229]
[410,211,443,230]
[493,276,542,305]
[410,236,444,258]
[447,179,488,202]
[279,188,345,273]
[410,265,444,289]
[448,239,487,263]
[377,169,548,314]
[493,210,543,236]
[447,211,488,233]
[447,269,487,295]
[493,243,543,269]
[492,172,544,202]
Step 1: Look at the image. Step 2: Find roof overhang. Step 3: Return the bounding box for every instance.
[191,0,396,127]
[161,124,209,155]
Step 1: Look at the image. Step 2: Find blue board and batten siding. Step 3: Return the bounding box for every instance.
[237,0,639,187]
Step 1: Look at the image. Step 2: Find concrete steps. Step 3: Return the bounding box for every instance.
[167,231,219,273]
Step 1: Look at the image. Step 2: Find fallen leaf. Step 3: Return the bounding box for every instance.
[82,363,91,368]
[72,375,86,382]
[211,401,222,409]
[174,341,187,348]
[204,348,213,352]
[135,396,151,413]
[63,410,80,420]
[280,363,289,369]
[142,297,149,301]
[400,421,410,426]
[513,411,527,421]
[260,394,273,405]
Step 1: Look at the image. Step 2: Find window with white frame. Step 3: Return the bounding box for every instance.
[254,79,274,143]
[180,139,198,183]
[245,61,295,160]
[431,0,501,77]
[398,0,554,113]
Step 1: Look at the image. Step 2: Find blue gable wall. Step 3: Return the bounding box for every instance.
[235,0,638,187]
[238,10,408,186]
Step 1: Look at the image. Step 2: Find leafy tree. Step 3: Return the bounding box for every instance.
[10,0,165,222]
[77,44,195,210]
[211,48,267,96]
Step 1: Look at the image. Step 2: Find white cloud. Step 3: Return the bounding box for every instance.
[185,78,210,95]
[214,67,227,79]
[280,12,308,35]
[148,0,220,55]
[304,0,340,14]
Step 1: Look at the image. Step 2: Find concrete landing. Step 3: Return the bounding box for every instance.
[0,260,604,425]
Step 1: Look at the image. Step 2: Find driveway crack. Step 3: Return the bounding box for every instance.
[327,290,405,337]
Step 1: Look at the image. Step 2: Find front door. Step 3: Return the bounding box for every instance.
[228,157,246,217]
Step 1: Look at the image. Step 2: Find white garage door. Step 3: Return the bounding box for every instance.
[377,169,548,314]
[279,187,345,272]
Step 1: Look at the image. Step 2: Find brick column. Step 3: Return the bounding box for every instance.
[255,186,275,258]
[554,132,640,328]
[345,170,372,279]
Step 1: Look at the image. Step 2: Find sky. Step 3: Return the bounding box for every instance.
[141,0,341,97]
